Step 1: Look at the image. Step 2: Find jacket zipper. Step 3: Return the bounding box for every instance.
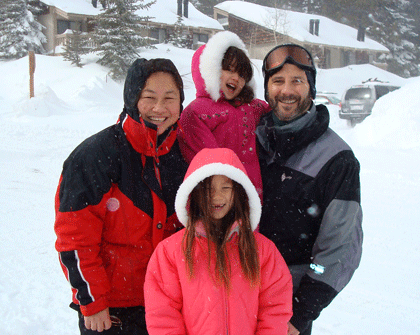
[223,284,229,335]
[154,132,162,188]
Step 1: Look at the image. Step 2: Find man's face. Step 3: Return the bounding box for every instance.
[267,63,312,121]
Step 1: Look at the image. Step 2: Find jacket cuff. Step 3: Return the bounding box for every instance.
[79,297,108,317]
[290,274,338,333]
[290,312,311,334]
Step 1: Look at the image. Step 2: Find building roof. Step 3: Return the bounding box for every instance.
[144,0,224,30]
[40,0,101,15]
[215,1,388,52]
[41,0,223,30]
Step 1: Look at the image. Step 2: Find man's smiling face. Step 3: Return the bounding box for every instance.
[267,63,312,121]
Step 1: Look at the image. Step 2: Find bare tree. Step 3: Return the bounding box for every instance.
[263,0,289,45]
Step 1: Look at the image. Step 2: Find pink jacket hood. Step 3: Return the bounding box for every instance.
[175,148,261,231]
[192,31,256,102]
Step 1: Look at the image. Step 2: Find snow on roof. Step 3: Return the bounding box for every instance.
[41,0,101,15]
[41,0,223,31]
[142,0,224,30]
[216,1,388,52]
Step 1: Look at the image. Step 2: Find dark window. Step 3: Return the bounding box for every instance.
[345,88,372,100]
[150,28,159,41]
[193,33,208,47]
[374,85,400,99]
[198,34,208,43]
[374,86,390,99]
[341,50,351,67]
[388,86,400,92]
[57,20,70,34]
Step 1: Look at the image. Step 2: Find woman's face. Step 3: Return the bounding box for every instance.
[208,175,234,221]
[137,72,181,135]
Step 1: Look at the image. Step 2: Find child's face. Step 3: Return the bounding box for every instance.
[209,175,234,221]
[220,66,246,101]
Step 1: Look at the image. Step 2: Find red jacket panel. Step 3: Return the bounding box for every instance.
[144,230,293,335]
[145,148,293,334]
[55,113,188,316]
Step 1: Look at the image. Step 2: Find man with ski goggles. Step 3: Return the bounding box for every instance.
[256,44,363,335]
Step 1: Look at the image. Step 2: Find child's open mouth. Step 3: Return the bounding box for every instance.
[226,83,237,91]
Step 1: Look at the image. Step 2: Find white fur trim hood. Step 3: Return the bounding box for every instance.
[199,31,256,101]
[175,148,261,231]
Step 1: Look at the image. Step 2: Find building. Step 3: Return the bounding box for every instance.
[34,0,100,54]
[141,0,223,49]
[214,1,389,69]
[34,0,223,55]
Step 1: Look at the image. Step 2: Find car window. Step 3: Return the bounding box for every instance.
[345,88,372,100]
[388,86,400,92]
[374,85,390,99]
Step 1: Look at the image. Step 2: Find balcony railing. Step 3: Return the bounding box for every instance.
[55,31,97,54]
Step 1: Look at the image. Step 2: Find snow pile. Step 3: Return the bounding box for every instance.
[353,77,420,149]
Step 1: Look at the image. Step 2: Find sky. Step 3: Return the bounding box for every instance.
[1,41,420,334]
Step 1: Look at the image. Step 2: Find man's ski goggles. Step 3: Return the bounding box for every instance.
[263,44,315,73]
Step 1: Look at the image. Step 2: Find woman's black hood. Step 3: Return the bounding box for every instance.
[123,58,185,122]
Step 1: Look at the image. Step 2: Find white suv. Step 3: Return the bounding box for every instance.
[339,81,400,126]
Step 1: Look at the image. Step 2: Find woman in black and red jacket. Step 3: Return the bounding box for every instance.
[54,58,188,334]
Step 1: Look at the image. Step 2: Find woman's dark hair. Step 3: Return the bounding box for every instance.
[221,47,254,105]
[182,176,260,290]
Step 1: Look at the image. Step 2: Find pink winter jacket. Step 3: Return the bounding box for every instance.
[144,148,293,335]
[178,32,270,197]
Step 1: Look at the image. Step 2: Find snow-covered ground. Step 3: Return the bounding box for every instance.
[1,44,419,334]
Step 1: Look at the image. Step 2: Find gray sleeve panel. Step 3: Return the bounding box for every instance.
[285,128,351,178]
[308,199,363,292]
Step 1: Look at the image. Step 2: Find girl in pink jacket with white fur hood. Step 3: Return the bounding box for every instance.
[144,148,292,335]
[178,31,269,197]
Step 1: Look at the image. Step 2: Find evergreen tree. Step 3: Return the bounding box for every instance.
[379,0,420,77]
[316,0,419,77]
[27,0,47,16]
[93,0,156,81]
[166,16,192,49]
[0,0,46,60]
[63,27,90,68]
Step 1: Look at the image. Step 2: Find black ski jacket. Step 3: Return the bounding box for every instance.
[256,104,363,332]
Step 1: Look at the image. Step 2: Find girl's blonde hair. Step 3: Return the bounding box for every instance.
[182,176,260,289]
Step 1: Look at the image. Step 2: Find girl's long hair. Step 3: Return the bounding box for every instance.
[222,46,255,105]
[182,176,260,289]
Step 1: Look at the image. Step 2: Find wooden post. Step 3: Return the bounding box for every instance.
[29,50,35,98]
